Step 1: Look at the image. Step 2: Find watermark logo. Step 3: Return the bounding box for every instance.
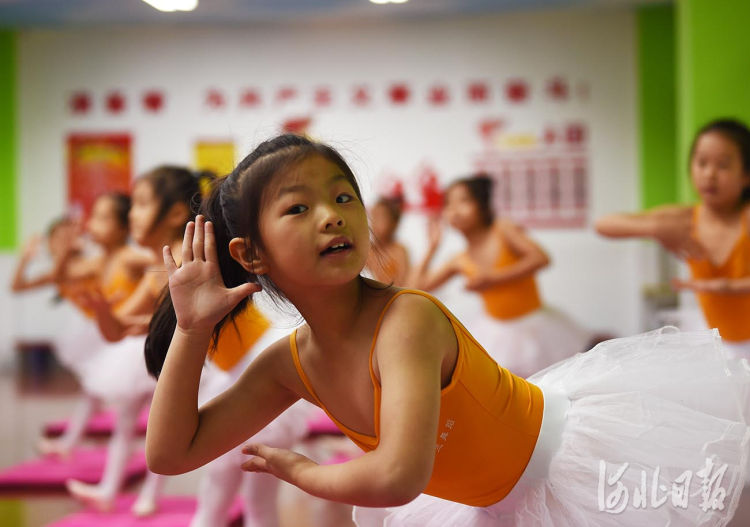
[598,458,729,514]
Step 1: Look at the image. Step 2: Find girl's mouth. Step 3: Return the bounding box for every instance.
[320,242,353,256]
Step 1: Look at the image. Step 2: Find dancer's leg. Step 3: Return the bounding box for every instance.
[66,395,143,511]
[131,470,166,517]
[39,395,100,457]
[189,450,244,527]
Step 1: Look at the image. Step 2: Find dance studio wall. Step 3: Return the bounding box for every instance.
[5,7,644,358]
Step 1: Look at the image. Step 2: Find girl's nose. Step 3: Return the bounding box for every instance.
[325,217,344,230]
[322,207,345,230]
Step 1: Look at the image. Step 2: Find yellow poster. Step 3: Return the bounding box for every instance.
[194,140,235,176]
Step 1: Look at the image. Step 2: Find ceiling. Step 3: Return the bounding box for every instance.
[0,0,667,28]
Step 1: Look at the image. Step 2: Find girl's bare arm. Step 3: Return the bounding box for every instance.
[241,294,451,507]
[466,221,548,291]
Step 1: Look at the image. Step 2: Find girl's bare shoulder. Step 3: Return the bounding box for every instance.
[254,325,312,392]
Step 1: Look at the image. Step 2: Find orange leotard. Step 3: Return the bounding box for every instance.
[101,266,139,311]
[687,206,750,342]
[58,276,101,318]
[290,289,544,507]
[209,304,271,372]
[59,266,140,318]
[458,232,542,320]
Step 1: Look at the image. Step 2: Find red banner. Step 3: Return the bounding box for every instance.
[67,133,132,220]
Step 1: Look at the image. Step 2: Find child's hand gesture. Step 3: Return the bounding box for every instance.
[672,277,731,294]
[426,215,443,252]
[164,215,260,334]
[241,443,317,484]
[465,272,493,292]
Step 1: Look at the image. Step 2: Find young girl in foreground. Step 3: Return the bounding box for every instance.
[410,175,591,378]
[597,119,750,360]
[146,134,750,527]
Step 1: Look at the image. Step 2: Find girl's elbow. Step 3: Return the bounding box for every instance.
[146,449,187,476]
[376,464,430,506]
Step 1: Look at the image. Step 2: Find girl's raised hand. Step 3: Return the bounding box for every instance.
[21,234,42,260]
[165,215,260,334]
[427,215,443,251]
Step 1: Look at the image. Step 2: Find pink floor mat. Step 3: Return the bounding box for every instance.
[44,408,150,438]
[0,447,147,493]
[306,409,343,437]
[47,495,243,527]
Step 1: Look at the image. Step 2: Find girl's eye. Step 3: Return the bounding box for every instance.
[286,204,308,215]
[336,193,353,204]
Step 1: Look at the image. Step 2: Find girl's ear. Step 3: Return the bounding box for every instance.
[228,238,269,275]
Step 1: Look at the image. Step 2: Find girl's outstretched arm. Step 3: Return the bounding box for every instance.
[673,277,750,294]
[11,235,55,292]
[595,205,706,259]
[146,216,296,474]
[240,294,453,507]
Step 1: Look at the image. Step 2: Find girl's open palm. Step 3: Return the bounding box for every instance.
[165,216,260,333]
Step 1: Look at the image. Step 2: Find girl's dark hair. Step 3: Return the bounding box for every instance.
[145,134,363,378]
[138,167,209,378]
[102,192,131,230]
[448,173,495,226]
[691,119,750,203]
[691,118,750,174]
[139,166,206,238]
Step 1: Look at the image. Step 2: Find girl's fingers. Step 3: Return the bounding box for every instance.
[163,245,178,275]
[229,282,262,305]
[193,215,205,261]
[241,457,268,473]
[182,221,195,263]
[204,221,218,264]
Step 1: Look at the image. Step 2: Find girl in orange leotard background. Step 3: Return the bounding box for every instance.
[11,194,152,459]
[597,118,750,360]
[410,174,591,378]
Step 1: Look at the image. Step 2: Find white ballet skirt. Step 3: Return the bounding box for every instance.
[353,327,750,527]
[469,306,592,379]
[79,335,156,403]
[52,307,108,382]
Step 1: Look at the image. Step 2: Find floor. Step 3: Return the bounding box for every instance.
[0,351,356,527]
[3,349,750,527]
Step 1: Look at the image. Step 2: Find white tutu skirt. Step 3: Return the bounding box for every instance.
[354,327,750,527]
[469,306,592,379]
[53,309,107,382]
[80,335,156,403]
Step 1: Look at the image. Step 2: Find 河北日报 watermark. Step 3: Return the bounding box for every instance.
[598,457,728,514]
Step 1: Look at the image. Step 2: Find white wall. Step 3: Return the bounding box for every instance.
[3,6,647,361]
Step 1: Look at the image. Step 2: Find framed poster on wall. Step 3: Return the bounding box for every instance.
[67,133,132,220]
